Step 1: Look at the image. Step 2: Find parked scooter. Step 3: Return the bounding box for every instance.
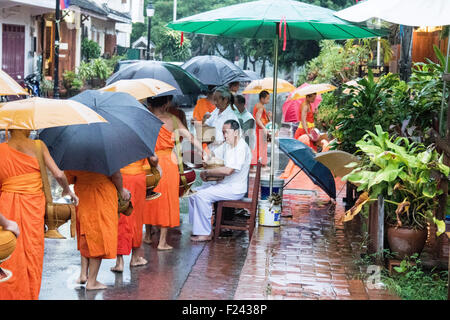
[24,73,41,97]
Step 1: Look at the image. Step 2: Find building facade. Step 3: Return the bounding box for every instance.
[0,0,143,86]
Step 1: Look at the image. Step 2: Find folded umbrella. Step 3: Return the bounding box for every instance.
[39,90,163,176]
[182,55,251,86]
[279,138,336,199]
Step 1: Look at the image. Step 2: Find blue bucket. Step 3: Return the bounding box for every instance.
[260,178,284,200]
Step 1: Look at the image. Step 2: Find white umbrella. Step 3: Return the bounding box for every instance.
[335,0,450,27]
[336,0,450,135]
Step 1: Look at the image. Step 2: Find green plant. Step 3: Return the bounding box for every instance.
[330,69,404,154]
[77,61,95,81]
[382,254,448,300]
[62,70,84,91]
[81,38,101,62]
[91,58,113,80]
[314,92,338,132]
[342,125,449,234]
[40,78,54,96]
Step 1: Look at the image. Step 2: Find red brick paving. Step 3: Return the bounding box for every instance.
[233,172,400,300]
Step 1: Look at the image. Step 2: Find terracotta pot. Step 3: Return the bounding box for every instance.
[387,226,427,259]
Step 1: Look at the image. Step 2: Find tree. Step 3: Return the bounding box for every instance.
[155,28,191,61]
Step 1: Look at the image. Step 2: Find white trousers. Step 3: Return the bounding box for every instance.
[188,183,246,236]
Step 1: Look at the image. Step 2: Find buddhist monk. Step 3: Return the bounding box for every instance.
[65,169,129,290]
[143,95,203,250]
[111,155,160,273]
[251,90,271,169]
[0,129,78,300]
[192,86,216,123]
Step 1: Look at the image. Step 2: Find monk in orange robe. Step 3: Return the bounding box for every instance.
[65,170,129,290]
[111,159,149,272]
[251,90,271,167]
[143,95,203,250]
[0,129,77,300]
[192,88,216,122]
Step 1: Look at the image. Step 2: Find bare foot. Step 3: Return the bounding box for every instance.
[110,265,123,273]
[86,281,107,290]
[130,256,148,267]
[143,235,152,245]
[190,235,212,242]
[76,275,88,284]
[157,244,173,251]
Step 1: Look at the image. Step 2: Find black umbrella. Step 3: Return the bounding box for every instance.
[181,55,251,86]
[39,90,163,176]
[106,60,207,96]
[279,138,336,199]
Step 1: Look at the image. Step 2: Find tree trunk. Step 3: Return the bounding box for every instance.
[243,54,248,70]
[261,58,266,78]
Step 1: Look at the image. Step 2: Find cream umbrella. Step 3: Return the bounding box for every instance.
[0,70,29,96]
[99,78,176,101]
[242,77,296,94]
[289,83,336,100]
[0,97,107,130]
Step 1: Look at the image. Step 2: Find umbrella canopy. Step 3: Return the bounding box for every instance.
[0,70,29,96]
[282,83,322,122]
[182,55,251,86]
[243,77,295,94]
[335,0,450,27]
[289,83,336,100]
[0,97,106,130]
[106,60,207,96]
[99,78,176,101]
[168,0,386,40]
[39,91,163,176]
[167,0,386,193]
[314,150,359,178]
[243,70,262,81]
[279,138,336,199]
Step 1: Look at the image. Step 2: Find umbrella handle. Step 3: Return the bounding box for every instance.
[283,168,303,189]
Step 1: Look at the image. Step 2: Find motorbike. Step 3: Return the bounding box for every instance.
[24,73,41,97]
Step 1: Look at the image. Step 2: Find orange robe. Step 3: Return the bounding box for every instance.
[117,160,146,255]
[65,171,118,259]
[251,105,269,165]
[144,126,180,228]
[294,107,315,140]
[0,143,46,300]
[193,98,216,122]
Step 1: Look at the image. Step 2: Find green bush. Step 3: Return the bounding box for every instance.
[81,38,101,62]
[91,58,113,80]
[382,254,448,300]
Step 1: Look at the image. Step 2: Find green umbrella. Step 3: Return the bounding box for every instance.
[167,0,387,193]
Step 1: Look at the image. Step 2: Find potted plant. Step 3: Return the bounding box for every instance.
[342,125,449,259]
[62,71,84,97]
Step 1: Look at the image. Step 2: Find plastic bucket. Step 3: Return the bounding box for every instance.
[260,178,284,200]
[258,200,281,227]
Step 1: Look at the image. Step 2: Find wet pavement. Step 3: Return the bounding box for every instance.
[38,111,404,300]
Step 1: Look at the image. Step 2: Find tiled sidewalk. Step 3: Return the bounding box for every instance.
[233,174,400,300]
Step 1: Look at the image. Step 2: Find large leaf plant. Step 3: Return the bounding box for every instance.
[342,125,449,236]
